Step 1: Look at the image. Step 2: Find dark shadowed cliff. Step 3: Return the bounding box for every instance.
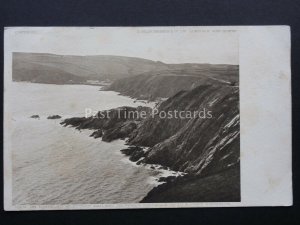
[141,164,240,202]
[128,84,239,176]
[134,83,240,202]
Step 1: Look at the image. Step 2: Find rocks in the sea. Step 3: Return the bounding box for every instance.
[136,160,143,165]
[157,176,176,183]
[30,115,40,119]
[120,146,146,162]
[90,130,103,138]
[47,115,62,119]
[60,117,87,127]
[120,147,137,156]
[159,166,168,170]
[129,151,145,162]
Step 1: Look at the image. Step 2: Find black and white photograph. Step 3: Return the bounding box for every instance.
[3,26,291,210]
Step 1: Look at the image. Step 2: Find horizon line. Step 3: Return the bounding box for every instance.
[12,52,239,66]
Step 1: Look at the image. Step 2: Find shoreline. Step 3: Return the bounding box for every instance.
[31,112,183,198]
[12,80,108,87]
[60,117,188,197]
[60,114,240,203]
[58,82,240,203]
[58,107,192,202]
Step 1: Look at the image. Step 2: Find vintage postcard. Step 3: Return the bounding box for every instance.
[4,26,292,210]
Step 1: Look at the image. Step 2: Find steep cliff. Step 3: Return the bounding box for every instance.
[128,84,239,176]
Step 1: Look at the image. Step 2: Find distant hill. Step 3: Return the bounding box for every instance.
[12,53,238,91]
[12,52,169,84]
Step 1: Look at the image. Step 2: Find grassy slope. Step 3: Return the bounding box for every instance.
[107,65,238,100]
[12,52,168,83]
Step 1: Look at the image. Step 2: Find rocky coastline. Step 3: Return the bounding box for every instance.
[61,82,240,202]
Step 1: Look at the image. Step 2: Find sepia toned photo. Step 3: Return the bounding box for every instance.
[4,27,292,210]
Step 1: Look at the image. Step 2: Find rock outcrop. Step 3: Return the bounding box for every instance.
[47,115,62,119]
[61,106,152,142]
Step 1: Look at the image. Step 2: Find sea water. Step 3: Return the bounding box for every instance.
[8,82,160,205]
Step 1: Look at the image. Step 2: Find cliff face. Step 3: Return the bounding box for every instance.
[136,82,240,202]
[129,84,239,176]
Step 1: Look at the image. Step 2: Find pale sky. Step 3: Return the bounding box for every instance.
[5,27,239,64]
